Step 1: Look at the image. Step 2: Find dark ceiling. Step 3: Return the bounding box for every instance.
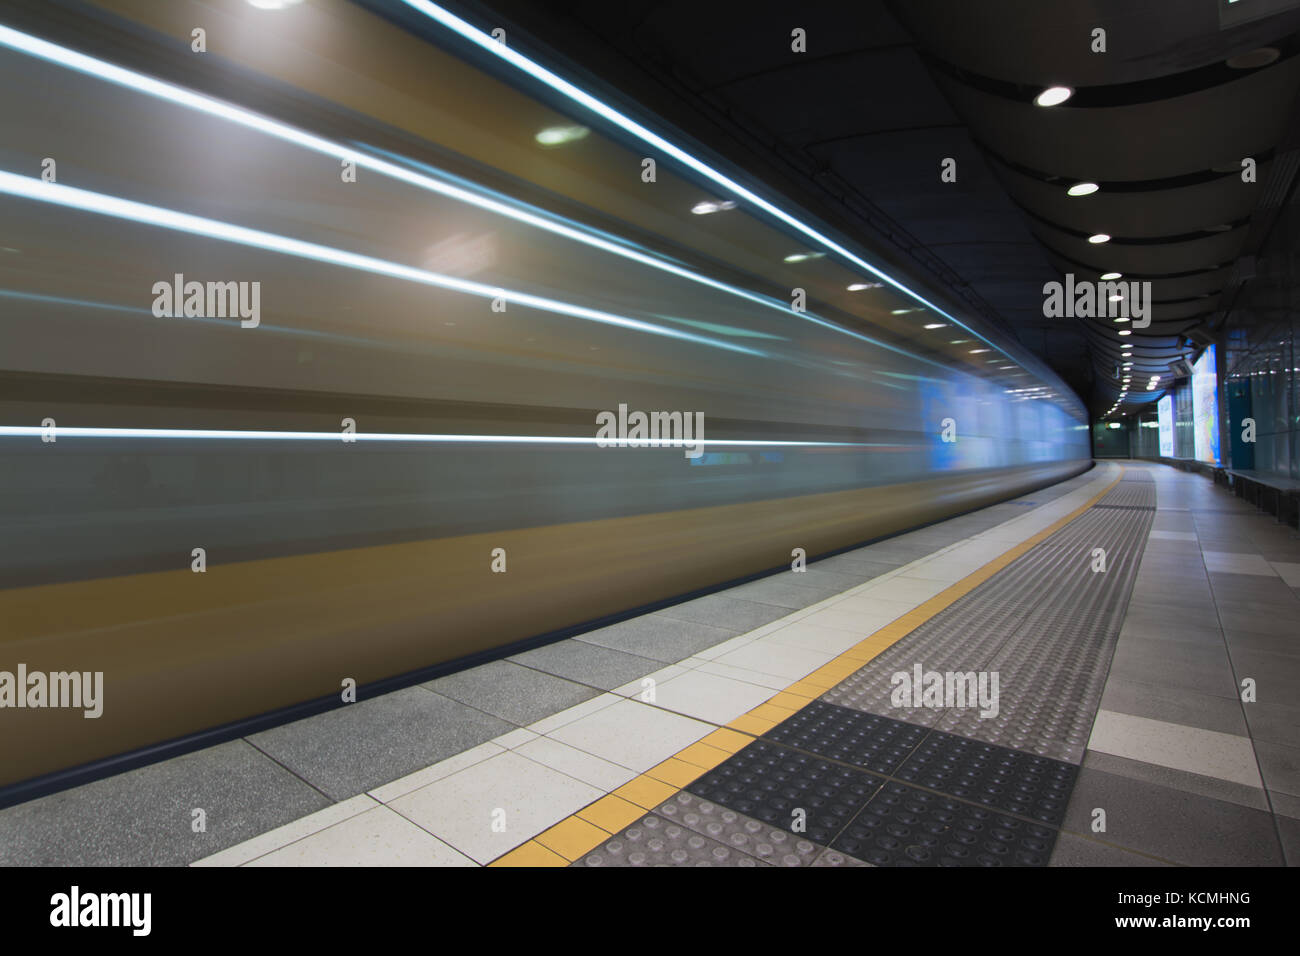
[453,0,1300,417]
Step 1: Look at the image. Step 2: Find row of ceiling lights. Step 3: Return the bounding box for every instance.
[1034,85,1145,420]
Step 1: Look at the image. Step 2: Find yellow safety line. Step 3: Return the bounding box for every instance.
[490,470,1124,866]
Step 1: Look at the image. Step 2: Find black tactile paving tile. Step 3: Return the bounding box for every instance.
[893,730,1078,825]
[762,700,929,774]
[831,781,1058,867]
[686,739,885,845]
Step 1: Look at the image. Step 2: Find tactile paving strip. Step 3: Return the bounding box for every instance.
[892,730,1078,825]
[573,813,765,867]
[830,781,1058,867]
[763,700,929,774]
[654,791,822,866]
[686,739,884,845]
[822,490,1154,763]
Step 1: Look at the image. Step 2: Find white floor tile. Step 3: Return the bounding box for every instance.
[245,805,477,867]
[388,751,602,864]
[368,741,505,804]
[1271,561,1300,588]
[1088,709,1263,789]
[648,669,776,724]
[711,640,833,681]
[525,693,622,735]
[493,727,540,749]
[1203,551,1278,577]
[1149,530,1198,541]
[799,604,908,636]
[192,795,381,867]
[514,736,638,791]
[692,659,792,690]
[612,663,692,697]
[759,619,867,655]
[546,697,714,772]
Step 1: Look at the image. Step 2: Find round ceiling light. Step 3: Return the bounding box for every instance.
[1034,86,1073,107]
[1067,182,1099,196]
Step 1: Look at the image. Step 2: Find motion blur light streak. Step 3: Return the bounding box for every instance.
[0,426,874,448]
[395,0,1028,369]
[0,170,761,357]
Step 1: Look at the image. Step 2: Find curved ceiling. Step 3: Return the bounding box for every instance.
[457,0,1300,417]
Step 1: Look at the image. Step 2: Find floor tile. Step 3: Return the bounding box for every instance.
[574,615,740,663]
[547,698,714,772]
[655,594,791,631]
[759,619,869,654]
[832,780,1058,866]
[513,737,638,792]
[711,639,834,681]
[1203,551,1278,577]
[388,751,602,864]
[1086,710,1261,788]
[246,805,476,867]
[1049,832,1172,867]
[1060,766,1282,866]
[422,660,598,726]
[647,669,774,725]
[0,740,330,866]
[509,640,662,691]
[247,688,512,801]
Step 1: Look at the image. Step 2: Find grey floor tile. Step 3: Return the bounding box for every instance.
[1060,766,1283,866]
[1216,602,1300,637]
[723,577,844,609]
[422,659,598,726]
[1243,700,1300,748]
[1107,645,1238,700]
[1276,813,1300,866]
[789,567,874,591]
[508,639,662,690]
[0,740,331,866]
[655,593,791,631]
[1208,573,1299,606]
[1223,628,1300,659]
[247,687,511,801]
[1082,750,1268,812]
[1098,677,1248,736]
[1228,649,1300,690]
[812,555,901,579]
[1254,740,1300,799]
[1121,603,1225,634]
[573,614,738,662]
[1049,831,1174,867]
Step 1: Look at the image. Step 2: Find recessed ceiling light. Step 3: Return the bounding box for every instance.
[1067,182,1099,196]
[783,252,824,263]
[534,124,590,146]
[969,348,990,354]
[1100,272,1122,280]
[1118,330,1131,336]
[1226,47,1280,70]
[1034,86,1073,107]
[691,200,736,215]
[1088,233,1111,244]
[1114,316,1130,323]
[923,323,947,329]
[849,282,884,291]
[246,0,305,8]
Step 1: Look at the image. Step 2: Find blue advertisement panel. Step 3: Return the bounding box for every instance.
[1191,345,1221,464]
[1157,394,1175,457]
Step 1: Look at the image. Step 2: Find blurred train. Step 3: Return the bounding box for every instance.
[0,0,1090,795]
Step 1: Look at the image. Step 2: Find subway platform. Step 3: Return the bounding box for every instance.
[2,460,1296,868]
